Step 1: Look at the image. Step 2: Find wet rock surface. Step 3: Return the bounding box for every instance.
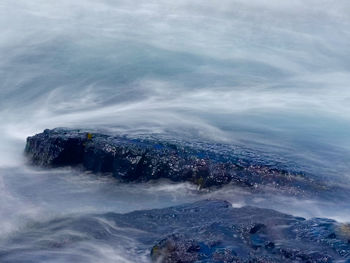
[22,129,350,262]
[1,200,350,263]
[25,128,320,191]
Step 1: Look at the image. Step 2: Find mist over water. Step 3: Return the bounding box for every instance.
[1,1,350,262]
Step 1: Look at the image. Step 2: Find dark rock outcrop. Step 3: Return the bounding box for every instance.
[25,128,316,190]
[2,200,350,262]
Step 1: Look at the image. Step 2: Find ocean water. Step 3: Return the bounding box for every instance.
[0,1,350,262]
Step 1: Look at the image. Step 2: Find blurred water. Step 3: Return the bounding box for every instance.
[0,0,350,262]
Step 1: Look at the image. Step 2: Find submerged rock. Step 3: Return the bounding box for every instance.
[25,128,316,190]
[2,200,350,262]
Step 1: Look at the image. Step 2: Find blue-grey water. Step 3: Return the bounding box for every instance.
[0,1,350,262]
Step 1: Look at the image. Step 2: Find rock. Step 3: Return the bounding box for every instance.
[25,128,317,190]
[150,234,200,263]
[2,200,350,262]
[145,200,347,262]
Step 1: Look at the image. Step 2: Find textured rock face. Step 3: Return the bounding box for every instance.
[25,128,315,189]
[146,200,350,263]
[25,129,87,166]
[2,200,350,262]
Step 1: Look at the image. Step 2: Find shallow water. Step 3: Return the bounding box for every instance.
[1,0,350,262]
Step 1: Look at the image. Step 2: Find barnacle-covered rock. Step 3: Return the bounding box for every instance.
[24,128,324,191]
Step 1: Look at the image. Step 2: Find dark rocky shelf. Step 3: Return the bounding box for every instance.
[25,128,320,192]
[2,200,350,262]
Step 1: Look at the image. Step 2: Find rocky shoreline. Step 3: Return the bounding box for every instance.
[22,128,350,262]
[2,200,350,262]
